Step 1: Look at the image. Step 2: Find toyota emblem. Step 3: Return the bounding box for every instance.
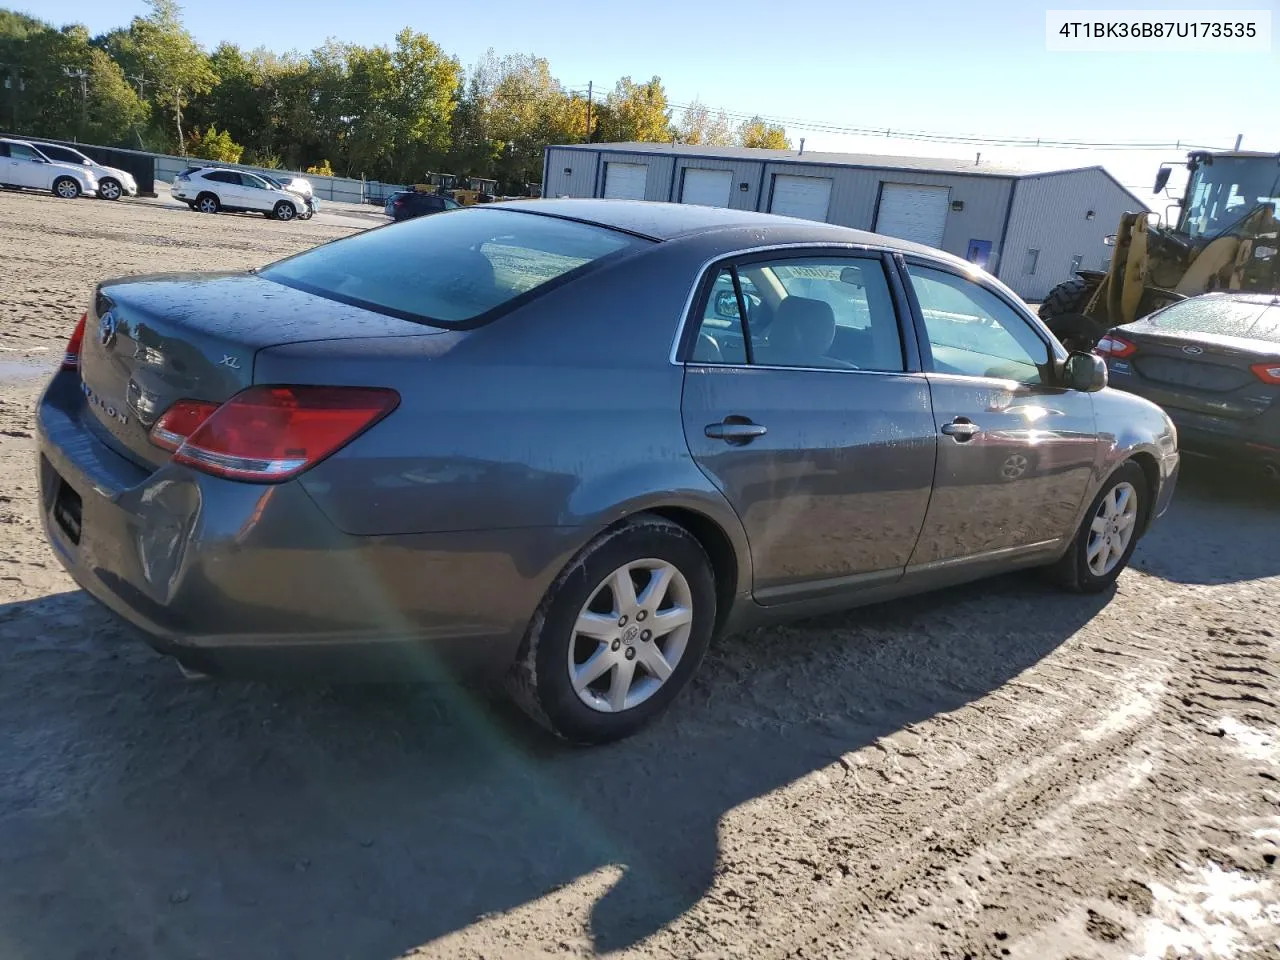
[99,312,118,348]
[1182,344,1203,356]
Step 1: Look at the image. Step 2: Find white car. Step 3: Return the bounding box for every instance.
[27,141,138,200]
[0,137,97,199]
[266,173,313,198]
[171,167,309,221]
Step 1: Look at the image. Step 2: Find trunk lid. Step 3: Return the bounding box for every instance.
[1120,317,1280,421]
[79,271,448,468]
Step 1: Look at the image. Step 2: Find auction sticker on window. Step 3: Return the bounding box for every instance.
[1046,10,1271,51]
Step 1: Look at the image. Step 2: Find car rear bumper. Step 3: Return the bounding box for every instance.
[1109,374,1280,465]
[35,371,571,682]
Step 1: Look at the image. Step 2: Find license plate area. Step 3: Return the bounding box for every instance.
[52,477,83,545]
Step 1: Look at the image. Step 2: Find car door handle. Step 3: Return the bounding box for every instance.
[941,418,980,441]
[705,418,768,444]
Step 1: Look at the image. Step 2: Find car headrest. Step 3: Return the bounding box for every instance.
[768,296,836,363]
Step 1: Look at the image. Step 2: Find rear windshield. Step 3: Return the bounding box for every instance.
[260,207,647,326]
[1149,298,1280,342]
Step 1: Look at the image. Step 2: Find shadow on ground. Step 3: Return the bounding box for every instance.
[1133,456,1280,586]
[0,566,1108,960]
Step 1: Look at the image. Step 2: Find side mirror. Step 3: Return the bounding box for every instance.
[1153,166,1172,194]
[713,289,739,319]
[1063,351,1107,392]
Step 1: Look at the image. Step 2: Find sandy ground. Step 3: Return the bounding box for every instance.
[1,189,1279,960]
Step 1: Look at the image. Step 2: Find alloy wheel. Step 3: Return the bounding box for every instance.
[568,558,693,713]
[1086,481,1138,577]
[100,180,122,200]
[55,179,79,199]
[198,198,218,213]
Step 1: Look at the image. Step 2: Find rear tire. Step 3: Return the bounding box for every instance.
[195,193,220,214]
[506,514,717,744]
[1038,277,1097,321]
[52,176,81,200]
[1046,461,1148,593]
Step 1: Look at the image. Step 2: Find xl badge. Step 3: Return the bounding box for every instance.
[99,312,118,348]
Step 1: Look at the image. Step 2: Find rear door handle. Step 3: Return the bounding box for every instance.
[941,418,980,441]
[705,418,768,444]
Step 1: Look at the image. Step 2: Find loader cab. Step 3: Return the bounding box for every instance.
[1172,152,1280,240]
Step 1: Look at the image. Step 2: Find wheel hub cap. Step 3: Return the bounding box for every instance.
[568,558,693,714]
[1086,481,1139,577]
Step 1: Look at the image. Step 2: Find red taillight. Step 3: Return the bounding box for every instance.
[164,385,399,482]
[1095,334,1136,359]
[149,399,219,452]
[63,313,87,371]
[1252,362,1280,385]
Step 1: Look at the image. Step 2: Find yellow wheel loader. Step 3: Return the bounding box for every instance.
[1039,150,1280,351]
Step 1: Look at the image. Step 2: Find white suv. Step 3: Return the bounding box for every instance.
[27,142,138,200]
[172,167,309,221]
[0,138,97,199]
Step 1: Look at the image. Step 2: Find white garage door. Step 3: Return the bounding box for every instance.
[769,175,832,221]
[875,183,950,248]
[680,168,732,207]
[603,162,648,200]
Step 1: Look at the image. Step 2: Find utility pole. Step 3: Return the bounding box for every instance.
[1234,133,1243,150]
[585,81,592,143]
[64,67,89,140]
[0,63,23,131]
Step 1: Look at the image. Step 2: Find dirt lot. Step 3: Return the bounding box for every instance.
[1,189,1279,960]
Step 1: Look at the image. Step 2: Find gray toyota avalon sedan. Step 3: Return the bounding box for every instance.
[36,199,1179,743]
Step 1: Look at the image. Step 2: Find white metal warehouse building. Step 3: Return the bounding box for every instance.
[541,142,1149,300]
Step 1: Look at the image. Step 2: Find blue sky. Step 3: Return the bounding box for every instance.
[24,0,1279,191]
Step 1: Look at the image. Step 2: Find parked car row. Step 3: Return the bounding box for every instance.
[0,137,138,201]
[171,166,319,221]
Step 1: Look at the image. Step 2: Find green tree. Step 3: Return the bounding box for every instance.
[592,76,671,143]
[676,99,734,146]
[738,115,790,149]
[188,124,242,161]
[126,0,215,151]
[0,14,146,143]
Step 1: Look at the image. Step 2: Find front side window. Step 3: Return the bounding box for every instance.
[908,264,1050,384]
[688,256,905,372]
[260,207,647,326]
[243,174,269,189]
[40,145,82,164]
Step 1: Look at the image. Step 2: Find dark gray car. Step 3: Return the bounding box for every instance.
[1096,292,1280,479]
[36,200,1180,743]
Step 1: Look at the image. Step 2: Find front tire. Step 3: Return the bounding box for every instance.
[507,514,717,744]
[53,177,81,200]
[1047,461,1147,593]
[98,178,123,201]
[195,193,220,214]
[273,201,297,221]
[1038,277,1097,321]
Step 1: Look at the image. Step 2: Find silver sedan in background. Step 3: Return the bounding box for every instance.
[36,200,1178,743]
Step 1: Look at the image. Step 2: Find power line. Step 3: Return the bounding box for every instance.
[662,99,1229,152]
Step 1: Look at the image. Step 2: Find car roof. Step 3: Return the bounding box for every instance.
[488,198,968,261]
[1182,292,1280,306]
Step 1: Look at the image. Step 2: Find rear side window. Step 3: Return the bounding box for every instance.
[688,256,906,372]
[1149,298,1276,341]
[261,208,647,326]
